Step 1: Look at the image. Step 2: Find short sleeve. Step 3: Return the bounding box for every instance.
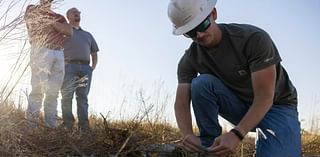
[56,14,67,23]
[25,5,35,20]
[25,5,34,14]
[177,52,197,83]
[90,34,99,53]
[245,31,282,72]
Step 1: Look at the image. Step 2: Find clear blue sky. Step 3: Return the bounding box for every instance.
[2,0,319,129]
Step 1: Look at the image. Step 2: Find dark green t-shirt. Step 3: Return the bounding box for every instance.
[178,24,297,105]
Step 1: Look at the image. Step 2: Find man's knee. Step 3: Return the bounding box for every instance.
[191,74,220,93]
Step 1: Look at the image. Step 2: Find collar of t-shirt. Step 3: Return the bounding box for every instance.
[73,26,81,30]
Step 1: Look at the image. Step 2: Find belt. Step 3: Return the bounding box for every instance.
[45,44,63,51]
[31,43,63,51]
[65,60,90,65]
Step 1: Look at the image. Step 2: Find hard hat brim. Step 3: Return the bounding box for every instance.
[172,0,217,35]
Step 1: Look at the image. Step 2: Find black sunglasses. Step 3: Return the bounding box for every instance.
[184,15,211,38]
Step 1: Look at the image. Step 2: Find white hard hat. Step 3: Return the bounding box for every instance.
[167,0,217,35]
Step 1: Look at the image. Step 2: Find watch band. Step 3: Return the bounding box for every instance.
[230,128,244,141]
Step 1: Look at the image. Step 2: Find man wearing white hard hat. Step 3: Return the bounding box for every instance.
[168,0,301,156]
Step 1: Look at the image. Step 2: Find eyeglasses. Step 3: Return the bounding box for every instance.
[184,16,211,38]
[43,0,53,3]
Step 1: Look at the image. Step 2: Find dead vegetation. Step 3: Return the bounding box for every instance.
[0,0,319,157]
[0,103,318,157]
[302,130,320,156]
[0,103,247,157]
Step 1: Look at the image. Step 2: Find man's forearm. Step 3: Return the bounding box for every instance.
[175,102,194,136]
[236,65,276,136]
[236,96,274,136]
[51,22,73,36]
[91,52,97,70]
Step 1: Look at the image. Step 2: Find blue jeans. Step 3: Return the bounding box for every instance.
[26,46,65,128]
[61,63,92,129]
[191,74,301,157]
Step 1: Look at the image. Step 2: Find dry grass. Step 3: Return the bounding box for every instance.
[0,103,318,157]
[0,1,319,156]
[302,130,320,156]
[0,102,250,157]
[0,102,181,157]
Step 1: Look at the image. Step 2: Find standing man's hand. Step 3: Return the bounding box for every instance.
[207,132,240,156]
[90,52,97,71]
[90,65,96,71]
[181,134,205,153]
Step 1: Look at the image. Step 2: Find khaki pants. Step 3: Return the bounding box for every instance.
[26,46,65,128]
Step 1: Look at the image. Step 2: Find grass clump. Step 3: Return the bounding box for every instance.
[0,103,319,156]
